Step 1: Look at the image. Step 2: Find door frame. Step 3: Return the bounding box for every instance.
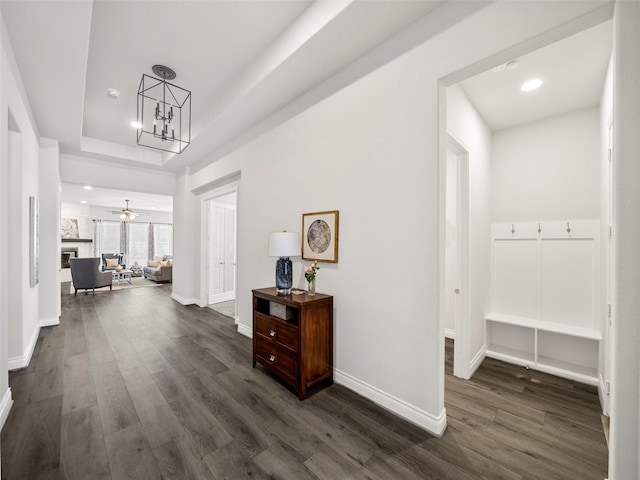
[199,183,239,318]
[444,133,471,379]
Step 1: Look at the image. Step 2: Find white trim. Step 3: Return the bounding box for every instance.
[469,345,486,377]
[0,388,13,430]
[8,322,40,371]
[598,373,609,416]
[170,292,200,306]
[237,322,252,338]
[39,316,60,328]
[444,328,456,339]
[334,368,447,437]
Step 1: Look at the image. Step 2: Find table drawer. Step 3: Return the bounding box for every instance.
[255,336,297,385]
[255,313,298,352]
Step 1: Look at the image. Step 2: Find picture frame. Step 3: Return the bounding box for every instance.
[302,210,339,263]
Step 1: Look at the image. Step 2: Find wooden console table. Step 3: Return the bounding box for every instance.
[252,287,333,399]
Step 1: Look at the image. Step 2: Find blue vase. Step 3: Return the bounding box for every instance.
[275,257,293,294]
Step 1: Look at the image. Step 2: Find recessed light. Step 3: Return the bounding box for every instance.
[107,88,120,98]
[131,121,143,129]
[521,78,543,92]
[80,200,87,204]
[83,185,92,190]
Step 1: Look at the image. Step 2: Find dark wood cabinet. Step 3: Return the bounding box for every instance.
[252,287,333,399]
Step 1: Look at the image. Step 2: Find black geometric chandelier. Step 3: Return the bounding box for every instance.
[136,64,191,154]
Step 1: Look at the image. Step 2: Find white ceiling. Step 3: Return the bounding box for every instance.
[0,2,613,210]
[458,20,613,132]
[61,183,173,213]
[0,0,443,173]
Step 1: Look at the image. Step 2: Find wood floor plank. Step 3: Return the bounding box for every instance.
[104,423,162,480]
[152,434,215,480]
[1,286,608,479]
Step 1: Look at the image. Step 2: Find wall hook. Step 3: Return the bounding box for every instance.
[511,224,515,235]
[566,222,571,234]
[538,223,542,234]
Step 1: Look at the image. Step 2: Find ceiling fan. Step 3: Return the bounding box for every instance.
[108,199,146,220]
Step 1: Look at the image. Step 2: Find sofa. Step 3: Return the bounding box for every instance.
[143,255,173,282]
[101,253,125,271]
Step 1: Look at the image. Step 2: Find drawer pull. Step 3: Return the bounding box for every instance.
[269,329,276,337]
[269,354,276,362]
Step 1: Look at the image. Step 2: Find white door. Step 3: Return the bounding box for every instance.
[208,205,225,302]
[208,202,237,304]
[445,150,458,339]
[223,207,236,295]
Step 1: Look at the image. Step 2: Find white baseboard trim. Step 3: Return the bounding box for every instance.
[469,345,486,377]
[171,293,200,305]
[7,322,41,371]
[40,316,60,328]
[0,388,13,430]
[598,374,609,416]
[237,322,252,338]
[334,368,447,437]
[444,328,456,340]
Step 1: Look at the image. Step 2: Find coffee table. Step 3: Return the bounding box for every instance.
[112,269,133,285]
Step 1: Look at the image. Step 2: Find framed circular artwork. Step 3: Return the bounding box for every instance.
[302,210,339,263]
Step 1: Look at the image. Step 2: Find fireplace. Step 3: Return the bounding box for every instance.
[61,247,78,269]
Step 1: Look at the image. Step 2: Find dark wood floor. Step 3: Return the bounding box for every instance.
[1,283,608,479]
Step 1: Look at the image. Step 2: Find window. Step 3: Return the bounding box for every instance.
[154,223,173,257]
[102,221,121,253]
[128,223,149,266]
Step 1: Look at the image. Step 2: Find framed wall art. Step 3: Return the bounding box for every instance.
[302,210,339,263]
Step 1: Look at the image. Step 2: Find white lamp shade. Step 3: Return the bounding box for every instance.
[269,232,301,257]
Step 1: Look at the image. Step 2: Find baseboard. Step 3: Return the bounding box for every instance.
[40,316,60,328]
[7,322,41,371]
[237,322,252,338]
[171,293,200,305]
[598,374,609,416]
[444,328,456,340]
[0,388,13,430]
[334,368,447,437]
[469,345,486,377]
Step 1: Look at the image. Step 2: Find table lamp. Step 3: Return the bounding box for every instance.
[269,231,301,294]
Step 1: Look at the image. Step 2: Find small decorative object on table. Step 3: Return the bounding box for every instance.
[304,260,319,296]
[130,260,143,277]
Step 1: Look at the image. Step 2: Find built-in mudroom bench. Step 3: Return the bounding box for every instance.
[486,220,602,386]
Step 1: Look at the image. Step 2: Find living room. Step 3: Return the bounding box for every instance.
[59,183,174,288]
[0,1,639,479]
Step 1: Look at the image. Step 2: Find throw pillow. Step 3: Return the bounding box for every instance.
[106,258,119,268]
[147,260,160,267]
[165,259,173,266]
[159,260,169,267]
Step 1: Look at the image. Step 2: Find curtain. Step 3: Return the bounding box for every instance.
[148,222,155,261]
[120,221,129,265]
[93,219,103,257]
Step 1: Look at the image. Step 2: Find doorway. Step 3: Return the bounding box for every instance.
[207,191,237,318]
[445,134,470,380]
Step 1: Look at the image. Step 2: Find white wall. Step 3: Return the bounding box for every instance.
[598,53,613,414]
[491,107,601,223]
[174,1,613,435]
[60,154,176,196]
[39,139,61,325]
[610,1,640,477]
[1,8,53,380]
[446,85,492,376]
